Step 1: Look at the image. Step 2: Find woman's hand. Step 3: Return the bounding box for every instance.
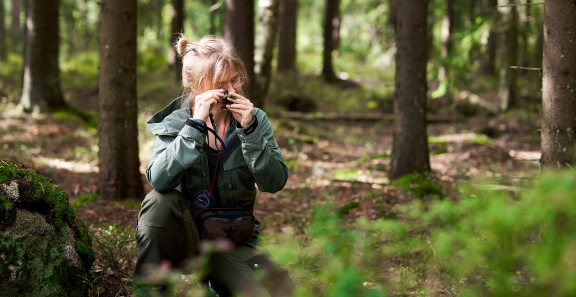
[225,92,254,127]
[191,89,224,123]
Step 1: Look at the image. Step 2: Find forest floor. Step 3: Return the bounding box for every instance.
[0,93,542,296]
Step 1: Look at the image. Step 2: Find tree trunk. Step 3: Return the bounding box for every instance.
[169,0,184,82]
[498,0,519,110]
[482,0,498,75]
[98,0,144,199]
[10,0,22,52]
[277,0,297,73]
[540,0,576,169]
[437,0,454,85]
[225,0,255,101]
[390,0,431,181]
[0,0,6,61]
[20,0,67,113]
[322,0,340,82]
[254,0,279,108]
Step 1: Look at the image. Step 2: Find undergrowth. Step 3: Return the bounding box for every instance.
[86,170,576,297]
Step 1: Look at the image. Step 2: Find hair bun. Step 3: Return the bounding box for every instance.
[175,33,191,57]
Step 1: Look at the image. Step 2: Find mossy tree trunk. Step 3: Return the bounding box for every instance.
[98,0,144,199]
[540,0,576,169]
[390,0,431,181]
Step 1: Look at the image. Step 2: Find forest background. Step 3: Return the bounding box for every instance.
[1,0,576,296]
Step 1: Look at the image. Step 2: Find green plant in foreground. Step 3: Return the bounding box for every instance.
[417,170,576,296]
[91,222,139,295]
[261,170,576,297]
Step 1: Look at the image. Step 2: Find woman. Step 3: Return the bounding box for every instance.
[134,34,293,296]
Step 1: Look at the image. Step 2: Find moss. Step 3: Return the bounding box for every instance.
[0,160,95,282]
[0,192,16,225]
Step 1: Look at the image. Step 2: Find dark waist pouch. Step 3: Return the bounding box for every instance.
[194,208,255,244]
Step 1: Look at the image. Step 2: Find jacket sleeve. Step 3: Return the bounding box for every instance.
[146,121,206,192]
[236,111,288,193]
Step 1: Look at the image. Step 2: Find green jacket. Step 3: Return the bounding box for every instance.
[145,98,288,237]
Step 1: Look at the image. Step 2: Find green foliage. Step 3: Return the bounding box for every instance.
[263,207,387,297]
[70,192,100,208]
[259,170,576,296]
[392,173,444,200]
[91,222,139,295]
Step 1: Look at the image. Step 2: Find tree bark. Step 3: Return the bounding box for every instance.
[254,0,279,108]
[10,0,22,52]
[322,0,340,82]
[0,0,6,61]
[277,0,298,73]
[20,0,67,113]
[497,0,519,111]
[437,0,455,84]
[390,0,431,181]
[225,0,255,101]
[482,0,498,75]
[540,0,576,169]
[98,0,144,199]
[169,0,184,82]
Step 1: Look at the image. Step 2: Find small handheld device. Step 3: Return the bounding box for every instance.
[219,90,235,110]
[189,190,213,216]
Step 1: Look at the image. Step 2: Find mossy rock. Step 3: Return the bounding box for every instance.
[0,160,95,297]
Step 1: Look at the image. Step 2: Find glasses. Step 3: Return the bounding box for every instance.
[216,74,245,90]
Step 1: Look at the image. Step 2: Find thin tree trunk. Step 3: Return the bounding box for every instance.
[498,0,518,110]
[20,0,66,113]
[482,0,498,75]
[437,0,455,84]
[0,0,6,61]
[390,0,431,181]
[10,0,21,52]
[540,0,576,169]
[277,0,297,73]
[322,0,339,82]
[254,0,279,108]
[98,0,144,199]
[169,0,184,82]
[225,0,255,101]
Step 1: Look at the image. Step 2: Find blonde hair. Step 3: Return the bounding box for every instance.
[175,34,247,104]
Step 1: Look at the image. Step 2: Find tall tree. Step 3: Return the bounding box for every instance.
[390,0,431,181]
[497,0,519,110]
[225,0,255,101]
[277,0,298,73]
[0,0,6,61]
[98,0,144,199]
[540,0,576,169]
[322,0,340,82]
[10,0,22,52]
[437,0,455,85]
[169,0,184,82]
[208,0,224,35]
[254,0,279,108]
[482,0,498,75]
[20,0,67,113]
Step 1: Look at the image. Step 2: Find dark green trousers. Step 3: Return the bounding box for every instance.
[134,190,294,296]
